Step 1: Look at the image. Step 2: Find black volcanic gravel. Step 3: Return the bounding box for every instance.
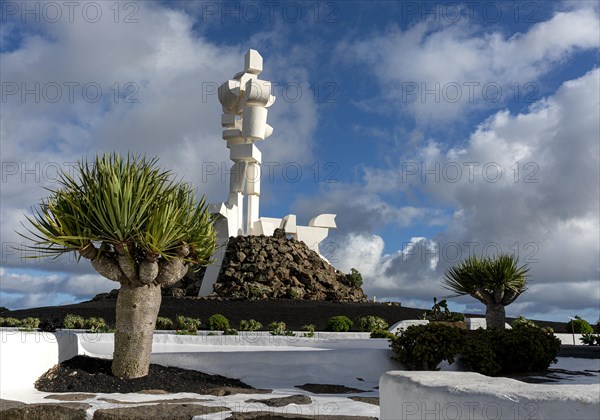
[35,355,259,395]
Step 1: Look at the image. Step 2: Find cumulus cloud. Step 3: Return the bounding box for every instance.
[300,69,599,321]
[0,2,320,306]
[0,267,111,309]
[1,2,319,263]
[337,4,599,122]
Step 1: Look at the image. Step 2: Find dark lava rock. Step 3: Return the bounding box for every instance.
[35,355,263,396]
[295,384,367,394]
[209,235,368,302]
[0,403,90,420]
[245,395,312,407]
[92,403,229,420]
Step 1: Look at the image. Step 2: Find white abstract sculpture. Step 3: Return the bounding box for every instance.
[199,49,336,297]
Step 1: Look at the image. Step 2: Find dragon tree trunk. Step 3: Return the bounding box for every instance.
[111,284,162,378]
[485,303,506,329]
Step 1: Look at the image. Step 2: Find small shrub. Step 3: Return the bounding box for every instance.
[580,333,600,346]
[461,338,502,376]
[63,314,86,329]
[84,317,107,332]
[424,297,465,322]
[239,319,262,331]
[155,317,174,330]
[370,329,395,339]
[512,315,538,329]
[248,286,265,299]
[349,268,363,288]
[175,315,201,333]
[327,315,354,332]
[389,323,467,370]
[301,324,315,337]
[473,326,561,375]
[0,317,21,327]
[92,325,114,333]
[566,316,594,334]
[208,314,230,331]
[223,328,238,335]
[19,317,40,330]
[286,288,302,299]
[39,317,62,332]
[358,316,388,332]
[269,321,295,336]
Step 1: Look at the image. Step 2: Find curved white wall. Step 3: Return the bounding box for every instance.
[380,371,600,420]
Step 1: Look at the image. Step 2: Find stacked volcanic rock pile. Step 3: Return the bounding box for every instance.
[209,229,367,302]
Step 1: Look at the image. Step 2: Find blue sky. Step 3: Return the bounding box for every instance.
[1,1,598,323]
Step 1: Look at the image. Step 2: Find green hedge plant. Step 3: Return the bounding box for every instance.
[155,317,174,330]
[63,314,86,329]
[208,314,230,331]
[175,315,201,333]
[566,316,594,334]
[0,317,22,327]
[301,324,315,337]
[371,329,395,339]
[389,323,466,370]
[358,316,388,332]
[239,319,262,331]
[580,333,600,346]
[326,316,353,332]
[269,321,295,336]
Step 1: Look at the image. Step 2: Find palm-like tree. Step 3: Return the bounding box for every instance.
[20,153,217,378]
[442,254,529,329]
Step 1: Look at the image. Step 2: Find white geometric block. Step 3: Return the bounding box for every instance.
[241,106,269,140]
[247,194,260,235]
[246,163,261,195]
[244,49,263,75]
[281,214,297,234]
[223,129,244,145]
[229,161,247,193]
[296,225,329,254]
[309,213,337,228]
[230,143,262,163]
[245,79,272,105]
[218,80,240,112]
[264,124,274,139]
[238,72,258,94]
[221,114,238,127]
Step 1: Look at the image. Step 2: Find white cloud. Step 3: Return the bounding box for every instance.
[338,5,599,122]
[1,2,320,271]
[0,267,112,310]
[299,69,600,321]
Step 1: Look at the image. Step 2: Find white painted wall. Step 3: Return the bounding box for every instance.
[380,371,600,420]
[0,330,396,395]
[0,330,59,391]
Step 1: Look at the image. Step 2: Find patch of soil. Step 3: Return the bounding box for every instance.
[245,395,312,407]
[35,355,270,396]
[226,413,377,420]
[295,383,367,394]
[349,396,379,406]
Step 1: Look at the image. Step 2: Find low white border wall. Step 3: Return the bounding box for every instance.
[0,330,395,394]
[380,371,600,420]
